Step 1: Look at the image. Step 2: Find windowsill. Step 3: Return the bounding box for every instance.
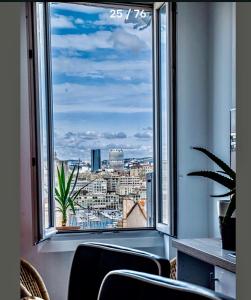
[37,229,164,253]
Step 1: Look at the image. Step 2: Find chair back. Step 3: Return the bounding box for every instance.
[98,269,235,300]
[20,258,50,300]
[68,242,170,300]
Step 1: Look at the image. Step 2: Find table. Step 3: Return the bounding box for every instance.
[172,238,236,298]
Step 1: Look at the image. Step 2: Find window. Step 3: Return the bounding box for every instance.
[27,2,176,241]
[154,2,177,235]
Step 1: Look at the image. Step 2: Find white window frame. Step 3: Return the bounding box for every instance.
[26,1,177,243]
[153,2,177,236]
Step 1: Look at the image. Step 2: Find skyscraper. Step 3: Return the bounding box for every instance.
[91,149,101,172]
[109,149,124,170]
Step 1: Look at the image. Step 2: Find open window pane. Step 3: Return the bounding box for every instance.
[35,2,51,230]
[159,4,170,225]
[155,2,176,235]
[48,3,154,230]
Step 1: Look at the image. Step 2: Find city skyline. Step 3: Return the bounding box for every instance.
[50,3,153,161]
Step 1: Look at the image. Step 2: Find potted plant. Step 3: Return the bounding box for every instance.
[187,147,236,251]
[55,162,83,230]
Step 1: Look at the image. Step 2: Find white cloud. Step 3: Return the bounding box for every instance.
[134,132,152,139]
[75,18,85,25]
[55,130,153,160]
[51,31,113,51]
[143,126,153,131]
[102,132,127,139]
[53,82,152,114]
[94,11,152,49]
[51,27,149,52]
[51,15,75,29]
[51,56,152,83]
[109,29,145,51]
[55,133,152,160]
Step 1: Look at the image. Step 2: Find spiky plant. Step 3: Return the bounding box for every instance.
[187,147,236,223]
[55,162,86,226]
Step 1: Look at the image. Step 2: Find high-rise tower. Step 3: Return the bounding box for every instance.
[91,149,101,172]
[109,149,124,170]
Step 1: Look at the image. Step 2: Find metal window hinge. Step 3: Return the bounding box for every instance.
[29,49,33,59]
[32,157,36,166]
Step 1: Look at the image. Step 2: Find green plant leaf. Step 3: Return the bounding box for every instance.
[56,207,64,214]
[60,162,66,192]
[55,195,63,206]
[210,189,235,198]
[65,165,76,200]
[217,171,228,176]
[192,147,236,179]
[57,166,65,201]
[70,161,80,197]
[71,178,97,199]
[55,188,63,203]
[68,197,76,215]
[187,171,235,190]
[75,202,85,210]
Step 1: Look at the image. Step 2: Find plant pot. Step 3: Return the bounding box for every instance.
[218,200,236,251]
[56,226,80,231]
[218,200,236,218]
[219,216,236,251]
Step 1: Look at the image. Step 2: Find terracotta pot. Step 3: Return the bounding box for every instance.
[56,226,80,231]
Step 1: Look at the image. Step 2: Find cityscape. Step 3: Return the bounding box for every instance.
[48,3,154,230]
[55,148,154,229]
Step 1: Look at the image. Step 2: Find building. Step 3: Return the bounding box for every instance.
[122,198,147,228]
[109,149,124,170]
[105,174,120,192]
[116,176,141,195]
[91,149,101,172]
[77,192,120,210]
[84,178,107,194]
[141,163,154,176]
[78,193,106,209]
[75,178,107,195]
[105,193,120,209]
[129,166,141,177]
[129,163,153,178]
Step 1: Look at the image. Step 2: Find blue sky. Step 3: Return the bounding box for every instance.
[50,3,153,161]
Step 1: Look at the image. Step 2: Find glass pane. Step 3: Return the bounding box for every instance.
[159,4,170,225]
[36,3,50,229]
[49,3,154,229]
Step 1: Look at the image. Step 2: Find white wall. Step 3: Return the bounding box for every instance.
[176,2,235,238]
[176,2,210,239]
[0,3,21,300]
[208,2,235,237]
[165,2,235,255]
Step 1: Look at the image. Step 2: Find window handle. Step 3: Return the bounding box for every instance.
[209,272,219,289]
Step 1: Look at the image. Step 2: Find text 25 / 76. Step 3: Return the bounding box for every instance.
[110,9,147,19]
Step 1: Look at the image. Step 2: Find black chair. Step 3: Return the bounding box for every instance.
[68,242,170,300]
[98,269,235,300]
